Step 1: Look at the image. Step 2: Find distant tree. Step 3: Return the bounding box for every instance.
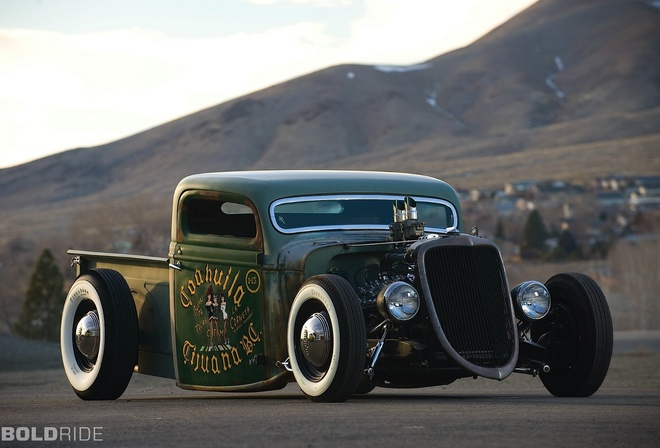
[549,227,582,260]
[13,249,66,342]
[520,209,549,258]
[589,236,609,259]
[495,218,505,240]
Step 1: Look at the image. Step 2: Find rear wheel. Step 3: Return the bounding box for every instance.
[531,272,613,397]
[60,269,138,400]
[287,275,366,402]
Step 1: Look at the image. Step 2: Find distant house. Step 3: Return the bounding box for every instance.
[494,198,517,215]
[504,181,539,197]
[596,191,627,209]
[635,176,660,189]
[629,183,660,210]
[594,175,635,192]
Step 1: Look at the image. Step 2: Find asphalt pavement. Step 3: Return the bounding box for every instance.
[1,332,659,447]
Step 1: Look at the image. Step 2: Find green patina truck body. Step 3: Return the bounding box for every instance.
[62,170,613,402]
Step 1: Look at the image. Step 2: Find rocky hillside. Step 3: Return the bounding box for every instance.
[0,0,658,254]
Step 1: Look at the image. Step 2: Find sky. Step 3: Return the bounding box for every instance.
[0,0,537,169]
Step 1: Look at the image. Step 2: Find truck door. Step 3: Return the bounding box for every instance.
[171,191,266,390]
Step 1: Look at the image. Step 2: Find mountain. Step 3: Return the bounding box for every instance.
[0,0,659,255]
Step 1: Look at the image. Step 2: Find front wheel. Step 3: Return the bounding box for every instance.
[531,272,613,397]
[287,275,366,402]
[60,269,138,400]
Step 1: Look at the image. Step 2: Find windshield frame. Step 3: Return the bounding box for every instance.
[269,194,458,235]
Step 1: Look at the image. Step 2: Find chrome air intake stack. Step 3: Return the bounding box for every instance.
[390,196,425,241]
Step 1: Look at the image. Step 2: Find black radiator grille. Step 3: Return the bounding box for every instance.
[422,245,515,368]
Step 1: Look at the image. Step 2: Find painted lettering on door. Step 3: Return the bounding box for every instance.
[175,264,264,386]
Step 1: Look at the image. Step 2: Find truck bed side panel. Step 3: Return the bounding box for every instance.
[68,250,174,379]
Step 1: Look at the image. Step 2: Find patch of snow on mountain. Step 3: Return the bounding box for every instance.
[545,75,565,98]
[423,84,465,127]
[374,63,433,73]
[346,72,355,79]
[545,55,565,98]
[425,90,437,108]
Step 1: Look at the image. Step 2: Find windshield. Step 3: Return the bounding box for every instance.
[270,195,457,234]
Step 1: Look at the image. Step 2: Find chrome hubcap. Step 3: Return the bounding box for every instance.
[75,311,100,360]
[300,312,332,367]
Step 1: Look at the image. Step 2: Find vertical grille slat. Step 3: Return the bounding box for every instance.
[420,242,515,370]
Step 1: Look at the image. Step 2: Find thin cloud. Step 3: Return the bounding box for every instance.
[340,0,536,64]
[0,0,537,168]
[0,23,339,165]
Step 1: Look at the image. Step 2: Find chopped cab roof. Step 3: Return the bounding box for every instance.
[174,170,459,210]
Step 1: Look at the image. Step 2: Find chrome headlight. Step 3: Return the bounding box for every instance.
[377,281,420,322]
[511,281,551,322]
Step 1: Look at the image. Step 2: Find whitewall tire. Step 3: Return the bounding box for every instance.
[287,274,366,402]
[60,269,137,400]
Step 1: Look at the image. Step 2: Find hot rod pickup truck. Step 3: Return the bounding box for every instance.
[61,170,613,402]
